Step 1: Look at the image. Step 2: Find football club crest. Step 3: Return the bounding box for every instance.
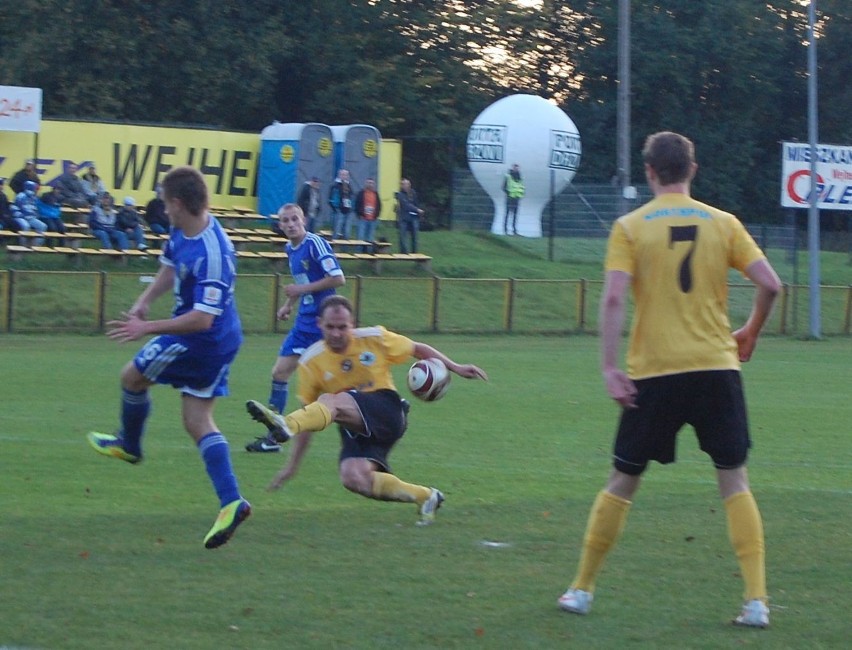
[341,359,353,372]
[359,352,376,366]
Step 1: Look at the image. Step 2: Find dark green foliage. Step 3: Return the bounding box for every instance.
[0,1,848,222]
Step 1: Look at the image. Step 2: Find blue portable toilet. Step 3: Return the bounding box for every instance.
[330,124,381,194]
[258,122,334,219]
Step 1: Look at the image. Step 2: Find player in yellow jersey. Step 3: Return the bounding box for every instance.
[245,295,488,525]
[558,132,781,627]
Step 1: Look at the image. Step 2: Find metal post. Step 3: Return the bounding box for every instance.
[548,169,556,262]
[617,0,631,217]
[807,0,821,338]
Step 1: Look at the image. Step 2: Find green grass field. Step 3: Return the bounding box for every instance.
[0,333,849,649]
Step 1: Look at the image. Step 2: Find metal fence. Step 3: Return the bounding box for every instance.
[2,270,850,336]
[449,173,852,256]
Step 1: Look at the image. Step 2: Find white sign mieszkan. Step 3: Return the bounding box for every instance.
[0,85,43,133]
[781,141,852,211]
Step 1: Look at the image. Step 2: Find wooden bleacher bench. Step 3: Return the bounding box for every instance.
[3,221,431,273]
[4,243,158,264]
[0,229,97,247]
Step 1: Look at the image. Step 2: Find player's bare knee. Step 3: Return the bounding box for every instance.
[120,361,149,392]
[339,467,371,495]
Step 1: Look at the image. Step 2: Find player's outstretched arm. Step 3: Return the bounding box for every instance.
[412,342,488,381]
[268,432,314,491]
[128,263,175,320]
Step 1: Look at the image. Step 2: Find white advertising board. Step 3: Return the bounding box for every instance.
[781,141,852,211]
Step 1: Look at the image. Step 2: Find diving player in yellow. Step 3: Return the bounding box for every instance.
[557,131,781,627]
[245,295,488,525]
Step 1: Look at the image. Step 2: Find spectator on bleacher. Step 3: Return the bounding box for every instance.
[144,184,169,234]
[54,163,92,208]
[36,187,67,245]
[10,159,41,195]
[355,177,382,252]
[395,178,424,254]
[328,168,355,239]
[11,180,47,245]
[88,192,128,250]
[0,177,22,234]
[80,164,107,199]
[117,196,149,250]
[297,176,322,233]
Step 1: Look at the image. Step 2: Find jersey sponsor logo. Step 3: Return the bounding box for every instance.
[203,285,222,305]
[359,351,376,366]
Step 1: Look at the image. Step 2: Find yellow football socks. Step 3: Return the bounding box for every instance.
[284,402,333,434]
[571,490,632,593]
[371,473,431,504]
[725,491,767,602]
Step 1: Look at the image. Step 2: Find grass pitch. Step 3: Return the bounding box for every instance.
[0,333,849,649]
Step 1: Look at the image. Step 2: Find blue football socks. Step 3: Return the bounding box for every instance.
[120,388,150,457]
[198,432,241,507]
[269,380,288,414]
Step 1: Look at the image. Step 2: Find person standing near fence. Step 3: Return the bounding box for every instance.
[355,177,382,251]
[395,178,424,254]
[329,169,355,239]
[86,165,251,550]
[245,202,345,453]
[297,176,322,233]
[557,131,781,628]
[502,163,524,235]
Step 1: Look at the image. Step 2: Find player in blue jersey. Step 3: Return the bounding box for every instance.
[86,166,251,550]
[245,202,345,452]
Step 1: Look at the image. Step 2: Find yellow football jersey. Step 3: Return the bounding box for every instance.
[297,326,415,404]
[605,193,766,379]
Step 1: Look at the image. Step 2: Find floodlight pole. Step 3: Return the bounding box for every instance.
[807,0,821,338]
[617,0,631,217]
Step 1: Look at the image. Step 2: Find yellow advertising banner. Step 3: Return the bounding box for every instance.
[0,120,401,218]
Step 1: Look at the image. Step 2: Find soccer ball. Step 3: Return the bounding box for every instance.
[407,358,451,402]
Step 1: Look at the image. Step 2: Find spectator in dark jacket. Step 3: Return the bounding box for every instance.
[143,184,169,234]
[0,177,22,233]
[297,176,322,233]
[10,160,41,195]
[117,196,148,250]
[395,178,424,254]
[328,169,355,239]
[37,188,67,244]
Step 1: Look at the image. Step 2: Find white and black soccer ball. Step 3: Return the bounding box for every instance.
[407,358,451,402]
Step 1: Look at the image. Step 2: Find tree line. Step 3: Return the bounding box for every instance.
[1,0,849,223]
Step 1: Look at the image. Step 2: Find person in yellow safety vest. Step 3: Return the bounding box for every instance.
[503,163,525,235]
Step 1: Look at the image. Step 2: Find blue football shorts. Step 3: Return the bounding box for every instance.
[279,325,323,357]
[133,334,238,398]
